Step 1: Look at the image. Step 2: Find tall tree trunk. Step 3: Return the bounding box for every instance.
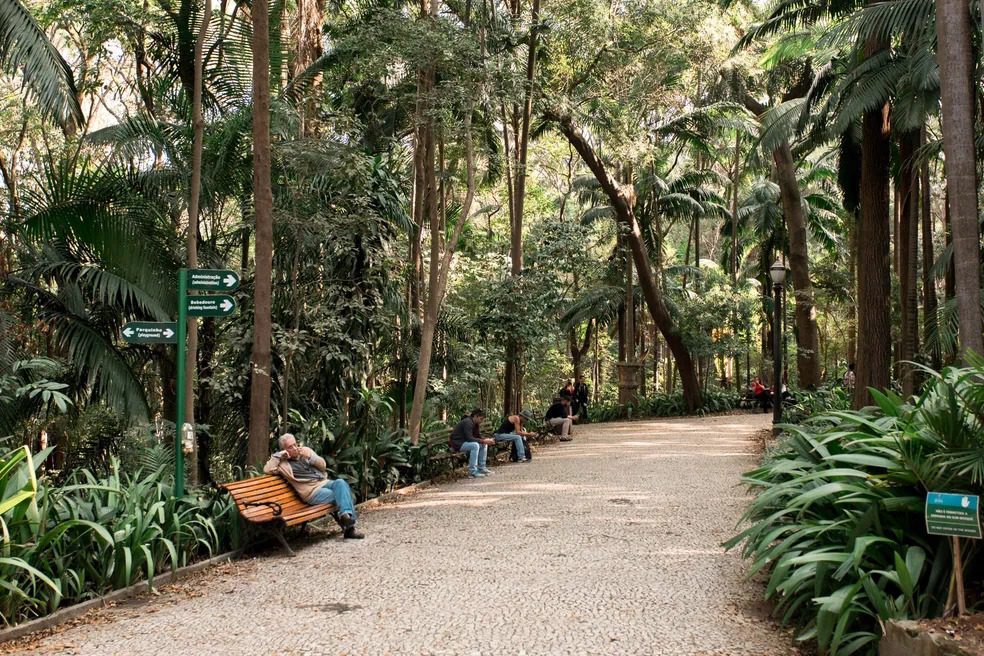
[247,0,276,466]
[184,0,211,485]
[898,130,920,395]
[407,103,478,442]
[731,134,741,282]
[921,137,940,370]
[730,133,741,389]
[853,22,893,408]
[847,212,858,366]
[501,0,540,414]
[548,110,701,411]
[773,142,821,388]
[620,231,636,404]
[570,322,592,382]
[945,188,956,303]
[290,0,324,135]
[936,0,984,359]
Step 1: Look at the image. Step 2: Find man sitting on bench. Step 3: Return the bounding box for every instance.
[264,433,365,539]
[546,396,575,441]
[494,409,536,462]
[450,408,495,478]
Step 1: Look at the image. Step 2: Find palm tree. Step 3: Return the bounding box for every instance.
[741,69,824,389]
[0,0,82,128]
[8,154,177,419]
[248,0,276,466]
[935,0,983,359]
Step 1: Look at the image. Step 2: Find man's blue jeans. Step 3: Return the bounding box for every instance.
[493,433,526,461]
[308,478,357,520]
[458,441,488,474]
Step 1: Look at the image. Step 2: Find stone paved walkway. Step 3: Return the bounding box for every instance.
[9,413,798,656]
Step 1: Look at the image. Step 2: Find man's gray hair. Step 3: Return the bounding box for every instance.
[278,433,297,449]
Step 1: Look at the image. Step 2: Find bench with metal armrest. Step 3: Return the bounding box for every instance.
[221,474,335,557]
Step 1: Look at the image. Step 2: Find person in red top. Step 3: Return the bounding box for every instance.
[751,377,772,413]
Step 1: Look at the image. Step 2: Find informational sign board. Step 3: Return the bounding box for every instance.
[926,492,982,539]
[187,269,240,291]
[121,322,177,344]
[186,295,237,317]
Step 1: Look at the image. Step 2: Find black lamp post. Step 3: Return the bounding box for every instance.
[770,259,787,429]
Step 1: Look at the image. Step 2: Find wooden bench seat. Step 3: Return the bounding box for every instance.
[424,419,559,471]
[221,474,335,556]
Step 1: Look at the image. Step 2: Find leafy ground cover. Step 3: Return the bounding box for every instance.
[0,446,233,626]
[728,361,984,655]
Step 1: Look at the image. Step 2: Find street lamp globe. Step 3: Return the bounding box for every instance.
[770,259,787,285]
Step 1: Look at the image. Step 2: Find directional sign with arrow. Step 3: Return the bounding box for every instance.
[186,295,237,317]
[187,269,240,291]
[122,322,178,344]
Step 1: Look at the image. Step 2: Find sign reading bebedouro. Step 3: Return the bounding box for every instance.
[926,492,982,539]
[187,269,240,291]
[186,295,237,317]
[122,322,178,344]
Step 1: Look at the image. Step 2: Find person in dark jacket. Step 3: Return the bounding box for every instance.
[449,408,494,478]
[545,397,574,441]
[574,376,590,421]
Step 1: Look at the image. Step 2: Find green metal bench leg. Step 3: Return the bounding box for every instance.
[270,524,296,557]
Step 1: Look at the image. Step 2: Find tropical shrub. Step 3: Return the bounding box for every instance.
[784,386,852,424]
[588,387,741,423]
[0,446,231,626]
[727,361,984,655]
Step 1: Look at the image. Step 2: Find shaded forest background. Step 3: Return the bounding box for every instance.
[0,0,981,484]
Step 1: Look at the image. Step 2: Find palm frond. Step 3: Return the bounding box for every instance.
[0,0,83,127]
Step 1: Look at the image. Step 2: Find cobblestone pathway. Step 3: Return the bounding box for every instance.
[9,413,798,656]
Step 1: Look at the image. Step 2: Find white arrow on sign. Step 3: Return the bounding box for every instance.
[123,327,135,337]
[220,299,234,312]
[163,328,175,338]
[223,274,237,287]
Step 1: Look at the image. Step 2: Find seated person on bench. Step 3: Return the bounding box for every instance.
[493,409,536,462]
[752,377,772,412]
[264,433,365,539]
[546,396,575,441]
[450,408,495,478]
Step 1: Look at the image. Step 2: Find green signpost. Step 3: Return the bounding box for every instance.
[926,491,980,615]
[122,322,177,344]
[173,269,239,497]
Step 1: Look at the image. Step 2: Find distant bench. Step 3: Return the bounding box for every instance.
[422,416,563,472]
[221,474,334,556]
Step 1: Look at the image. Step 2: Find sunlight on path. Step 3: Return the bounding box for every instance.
[6,413,798,656]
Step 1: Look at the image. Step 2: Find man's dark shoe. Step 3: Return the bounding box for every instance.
[337,512,355,529]
[343,526,365,540]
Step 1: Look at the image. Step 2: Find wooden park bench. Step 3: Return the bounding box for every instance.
[423,416,560,472]
[221,474,335,557]
[423,428,466,472]
[738,390,758,410]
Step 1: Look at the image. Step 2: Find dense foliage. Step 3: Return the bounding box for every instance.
[728,360,984,655]
[0,445,232,625]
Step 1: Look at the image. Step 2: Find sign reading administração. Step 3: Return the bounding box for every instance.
[926,492,981,539]
[121,321,177,344]
[188,269,240,291]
